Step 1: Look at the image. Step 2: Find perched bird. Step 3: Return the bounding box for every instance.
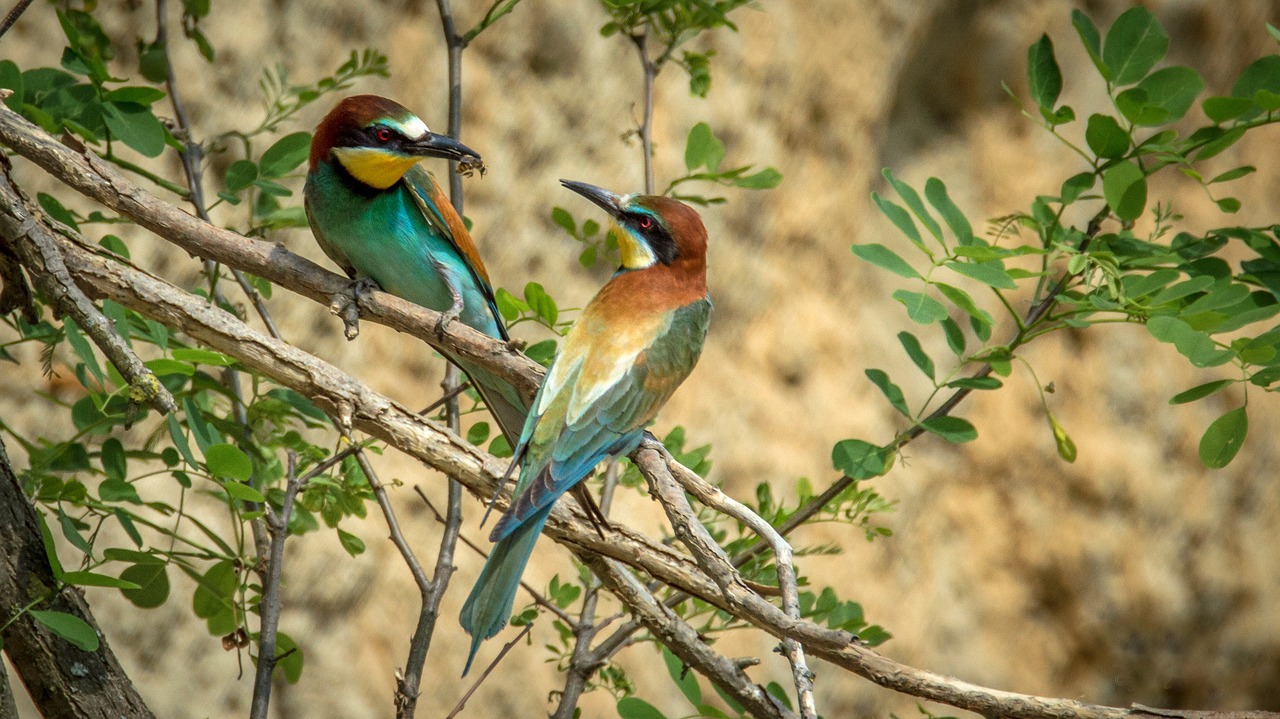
[459,180,712,673]
[304,94,527,441]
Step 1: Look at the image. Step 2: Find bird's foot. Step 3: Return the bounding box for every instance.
[329,276,380,341]
[504,337,527,353]
[434,299,463,338]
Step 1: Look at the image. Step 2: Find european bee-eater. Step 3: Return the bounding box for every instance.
[459,180,712,673]
[303,94,528,442]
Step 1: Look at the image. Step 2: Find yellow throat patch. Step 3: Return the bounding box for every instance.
[332,147,420,190]
[614,222,658,269]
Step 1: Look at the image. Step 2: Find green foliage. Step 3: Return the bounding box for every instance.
[852,6,1280,470]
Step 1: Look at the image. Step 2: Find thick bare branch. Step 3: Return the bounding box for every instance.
[0,161,175,414]
[0,436,158,719]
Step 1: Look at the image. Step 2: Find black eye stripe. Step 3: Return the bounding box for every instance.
[625,211,679,265]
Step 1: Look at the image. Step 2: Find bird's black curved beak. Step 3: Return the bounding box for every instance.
[409,131,481,163]
[560,180,624,219]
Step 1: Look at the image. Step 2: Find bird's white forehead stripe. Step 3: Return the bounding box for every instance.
[390,115,430,138]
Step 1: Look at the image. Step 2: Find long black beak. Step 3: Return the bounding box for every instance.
[408,131,481,163]
[560,180,624,218]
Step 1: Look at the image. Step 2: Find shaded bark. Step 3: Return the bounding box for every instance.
[0,437,157,719]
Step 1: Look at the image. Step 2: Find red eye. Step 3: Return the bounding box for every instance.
[638,216,652,229]
[375,127,393,143]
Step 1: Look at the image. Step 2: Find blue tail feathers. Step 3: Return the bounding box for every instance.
[458,503,554,675]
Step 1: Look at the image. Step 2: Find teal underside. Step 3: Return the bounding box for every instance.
[304,162,504,338]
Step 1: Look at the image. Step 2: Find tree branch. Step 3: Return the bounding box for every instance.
[248,452,304,719]
[0,158,175,415]
[0,435,158,718]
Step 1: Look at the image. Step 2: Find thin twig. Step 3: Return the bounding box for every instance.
[418,378,471,416]
[156,0,281,341]
[652,442,816,718]
[550,461,620,719]
[0,160,176,415]
[248,452,304,719]
[629,28,657,194]
[0,0,34,42]
[443,623,534,719]
[395,369,464,719]
[414,485,576,624]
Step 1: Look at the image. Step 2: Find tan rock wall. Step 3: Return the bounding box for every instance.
[4,1,1280,716]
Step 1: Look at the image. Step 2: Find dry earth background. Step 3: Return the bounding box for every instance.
[4,0,1280,717]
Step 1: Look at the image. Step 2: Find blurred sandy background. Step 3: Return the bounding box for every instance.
[4,0,1280,716]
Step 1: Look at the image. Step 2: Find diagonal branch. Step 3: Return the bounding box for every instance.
[0,159,175,415]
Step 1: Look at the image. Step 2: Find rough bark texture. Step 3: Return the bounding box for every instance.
[0,437,156,719]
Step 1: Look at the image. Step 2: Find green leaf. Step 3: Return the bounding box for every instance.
[883,169,941,242]
[871,192,924,249]
[684,122,724,172]
[100,437,127,481]
[30,611,99,651]
[892,289,948,324]
[551,206,575,235]
[337,528,366,557]
[205,443,252,483]
[1027,34,1062,112]
[1146,316,1234,367]
[1102,7,1168,86]
[120,562,170,608]
[1085,114,1129,158]
[897,331,935,379]
[222,480,266,504]
[940,316,966,355]
[1169,379,1233,404]
[37,512,65,580]
[1208,166,1255,184]
[865,369,909,416]
[831,439,891,479]
[1047,414,1077,462]
[38,193,79,231]
[166,413,198,467]
[171,348,236,366]
[104,86,166,105]
[947,260,1017,289]
[946,376,1002,390]
[273,631,304,684]
[63,570,141,589]
[99,478,141,504]
[1101,160,1147,221]
[924,177,975,245]
[63,317,103,383]
[259,131,312,178]
[1071,10,1107,79]
[58,507,91,554]
[617,697,667,719]
[1199,406,1248,469]
[102,102,166,158]
[1196,126,1246,162]
[1232,55,1280,112]
[0,59,23,109]
[733,168,782,189]
[225,160,258,193]
[662,646,701,706]
[935,282,995,328]
[1202,95,1254,123]
[1116,66,1204,126]
[920,416,978,444]
[850,243,921,279]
